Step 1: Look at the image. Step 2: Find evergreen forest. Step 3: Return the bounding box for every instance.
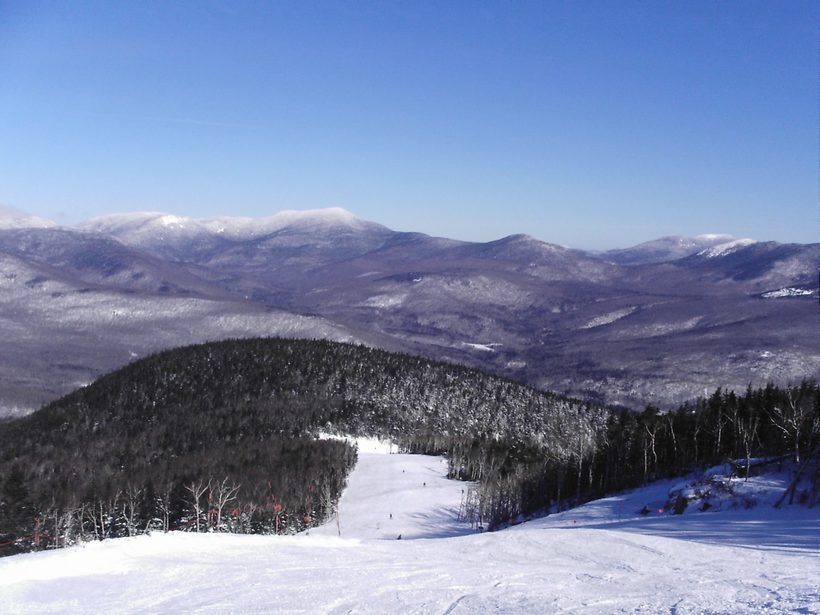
[0,337,817,555]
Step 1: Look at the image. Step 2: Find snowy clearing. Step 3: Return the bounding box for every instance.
[761,287,814,298]
[580,307,637,329]
[1,453,817,614]
[461,342,502,353]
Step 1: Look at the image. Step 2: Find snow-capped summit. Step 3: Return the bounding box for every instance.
[79,207,385,243]
[199,207,386,238]
[253,206,367,229]
[80,210,198,233]
[694,233,734,242]
[697,238,756,258]
[75,208,394,264]
[600,234,740,265]
[0,204,56,230]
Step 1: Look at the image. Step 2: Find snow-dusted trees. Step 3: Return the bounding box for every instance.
[180,478,244,532]
[768,384,818,464]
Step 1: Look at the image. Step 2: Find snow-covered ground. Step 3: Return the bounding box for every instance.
[762,287,814,298]
[309,441,472,541]
[1,449,817,614]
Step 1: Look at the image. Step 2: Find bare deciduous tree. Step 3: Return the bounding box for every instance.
[185,480,210,533]
[769,387,814,464]
[121,483,143,537]
[156,481,174,533]
[211,478,241,532]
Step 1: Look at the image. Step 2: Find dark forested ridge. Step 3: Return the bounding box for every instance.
[0,338,601,554]
[0,337,817,556]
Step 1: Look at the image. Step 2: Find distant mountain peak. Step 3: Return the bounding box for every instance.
[78,207,388,243]
[81,211,174,229]
[244,207,381,232]
[600,234,743,265]
[0,204,56,230]
[491,233,569,251]
[694,233,734,242]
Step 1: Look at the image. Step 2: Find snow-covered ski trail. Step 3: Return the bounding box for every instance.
[1,449,817,614]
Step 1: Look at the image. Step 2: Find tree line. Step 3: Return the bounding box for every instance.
[0,435,355,555]
[442,381,818,529]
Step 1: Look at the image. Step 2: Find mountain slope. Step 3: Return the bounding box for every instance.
[0,227,237,296]
[0,338,603,552]
[1,338,592,455]
[3,337,814,549]
[0,451,816,614]
[0,230,360,415]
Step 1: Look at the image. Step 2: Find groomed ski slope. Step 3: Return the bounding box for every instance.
[1,442,818,614]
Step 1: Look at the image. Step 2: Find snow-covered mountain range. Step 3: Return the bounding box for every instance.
[0,206,817,416]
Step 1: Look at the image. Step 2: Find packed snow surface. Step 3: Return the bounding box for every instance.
[1,451,817,614]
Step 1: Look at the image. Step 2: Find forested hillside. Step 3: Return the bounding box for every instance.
[0,338,600,554]
[453,381,819,529]
[0,338,817,556]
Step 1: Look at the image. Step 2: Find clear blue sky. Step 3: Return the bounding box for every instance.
[1,1,816,249]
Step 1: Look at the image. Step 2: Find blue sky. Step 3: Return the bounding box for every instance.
[0,1,816,249]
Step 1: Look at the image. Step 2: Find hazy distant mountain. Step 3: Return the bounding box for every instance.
[677,240,817,286]
[0,204,55,230]
[0,219,367,416]
[599,234,745,265]
[0,207,817,416]
[0,227,232,296]
[79,207,393,264]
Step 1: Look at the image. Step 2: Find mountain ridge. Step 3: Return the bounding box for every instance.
[0,204,781,256]
[0,207,817,416]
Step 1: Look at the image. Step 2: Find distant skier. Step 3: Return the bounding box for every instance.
[397,534,402,540]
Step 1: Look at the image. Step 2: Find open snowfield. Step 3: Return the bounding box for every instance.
[1,445,817,614]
